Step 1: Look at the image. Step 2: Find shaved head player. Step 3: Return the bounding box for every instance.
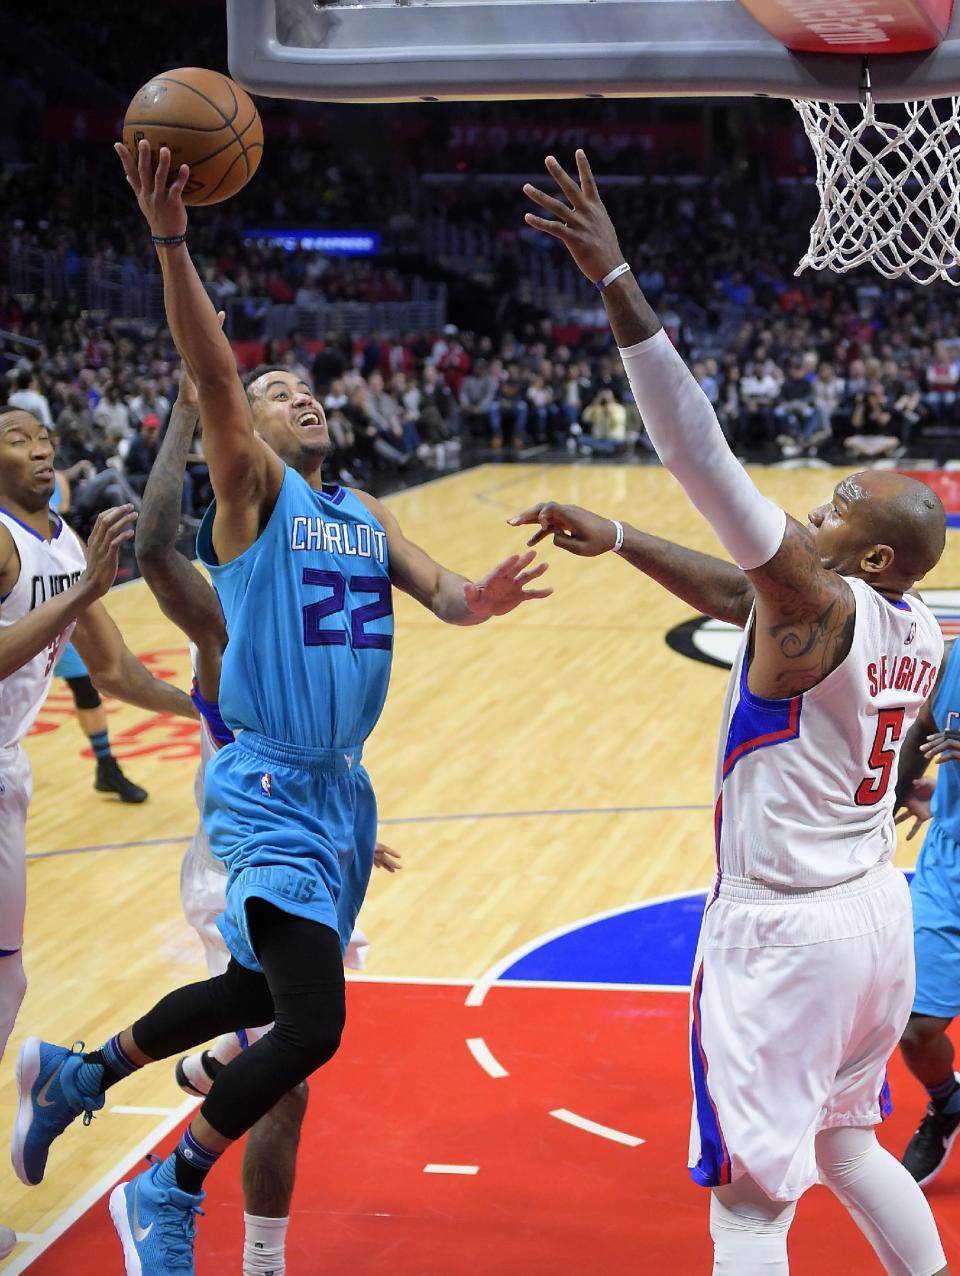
[510,151,950,1276]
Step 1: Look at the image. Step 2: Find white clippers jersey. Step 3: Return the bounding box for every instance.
[0,509,86,749]
[714,575,943,891]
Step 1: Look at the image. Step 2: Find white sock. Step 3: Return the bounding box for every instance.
[209,1032,246,1067]
[243,1213,288,1276]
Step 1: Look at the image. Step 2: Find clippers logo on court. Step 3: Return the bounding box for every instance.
[666,588,960,671]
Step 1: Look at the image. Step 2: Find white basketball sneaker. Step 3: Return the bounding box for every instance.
[0,1224,17,1260]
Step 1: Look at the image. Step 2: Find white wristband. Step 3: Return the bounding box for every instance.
[610,519,624,553]
[597,263,631,291]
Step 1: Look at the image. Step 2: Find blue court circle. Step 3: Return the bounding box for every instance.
[500,872,916,988]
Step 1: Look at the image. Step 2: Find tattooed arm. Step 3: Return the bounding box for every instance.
[135,386,226,698]
[741,519,856,698]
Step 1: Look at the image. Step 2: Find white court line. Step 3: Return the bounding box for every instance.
[2,1095,200,1276]
[346,973,474,986]
[466,1037,509,1078]
[549,1109,644,1148]
[423,1164,479,1175]
[346,974,688,994]
[110,1105,178,1116]
[465,887,706,1007]
[476,977,688,994]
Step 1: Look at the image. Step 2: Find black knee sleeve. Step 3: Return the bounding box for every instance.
[269,988,345,1072]
[65,675,101,711]
[199,906,345,1140]
[131,960,274,1061]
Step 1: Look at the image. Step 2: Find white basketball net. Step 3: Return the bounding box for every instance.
[794,92,960,285]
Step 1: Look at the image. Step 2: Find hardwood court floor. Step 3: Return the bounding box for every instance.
[2,462,958,1271]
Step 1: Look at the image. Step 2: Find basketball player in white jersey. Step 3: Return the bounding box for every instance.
[0,406,197,1260]
[511,151,950,1276]
[135,362,400,1276]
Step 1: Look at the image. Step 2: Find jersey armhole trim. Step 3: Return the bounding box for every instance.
[196,466,293,576]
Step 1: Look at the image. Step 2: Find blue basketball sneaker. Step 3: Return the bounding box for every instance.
[11,1037,104,1186]
[109,1155,203,1275]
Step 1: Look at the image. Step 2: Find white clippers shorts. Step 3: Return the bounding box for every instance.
[689,862,914,1202]
[180,834,371,980]
[0,745,32,955]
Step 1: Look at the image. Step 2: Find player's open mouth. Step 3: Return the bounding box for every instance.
[296,412,324,429]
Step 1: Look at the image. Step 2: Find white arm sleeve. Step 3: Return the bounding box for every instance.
[620,329,786,571]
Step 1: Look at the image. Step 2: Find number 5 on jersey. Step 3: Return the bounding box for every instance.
[855,708,906,807]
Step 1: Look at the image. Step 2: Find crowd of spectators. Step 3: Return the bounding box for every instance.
[7,255,960,553]
[7,100,960,539]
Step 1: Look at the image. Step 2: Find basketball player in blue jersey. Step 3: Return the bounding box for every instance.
[893,641,960,1187]
[136,353,401,1276]
[12,140,552,1276]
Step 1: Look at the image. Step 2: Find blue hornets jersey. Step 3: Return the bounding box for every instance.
[931,642,960,845]
[197,466,393,749]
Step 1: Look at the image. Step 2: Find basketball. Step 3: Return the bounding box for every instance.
[122,68,263,207]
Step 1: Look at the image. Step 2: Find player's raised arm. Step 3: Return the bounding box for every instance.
[353,492,552,624]
[114,141,283,559]
[523,150,858,696]
[507,501,756,627]
[136,360,227,675]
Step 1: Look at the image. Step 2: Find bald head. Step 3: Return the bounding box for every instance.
[846,471,946,582]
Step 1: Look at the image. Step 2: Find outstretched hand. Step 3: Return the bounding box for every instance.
[523,149,625,285]
[80,505,138,601]
[462,550,552,619]
[114,139,189,239]
[508,502,618,557]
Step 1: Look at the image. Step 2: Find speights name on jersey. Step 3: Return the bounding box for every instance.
[866,654,938,699]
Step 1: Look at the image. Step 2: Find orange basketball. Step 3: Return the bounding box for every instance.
[122,68,263,207]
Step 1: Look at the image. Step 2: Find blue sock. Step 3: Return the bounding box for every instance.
[88,730,112,760]
[77,1034,139,1099]
[927,1074,960,1113]
[157,1127,220,1195]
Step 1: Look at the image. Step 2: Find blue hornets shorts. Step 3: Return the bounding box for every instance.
[911,820,960,1020]
[202,730,377,972]
[53,642,88,681]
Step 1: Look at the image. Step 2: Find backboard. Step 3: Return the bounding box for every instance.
[226,0,960,105]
